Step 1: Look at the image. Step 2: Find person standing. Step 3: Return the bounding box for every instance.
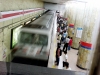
[63,51,68,67]
[68,37,73,51]
[57,26,60,33]
[61,31,68,44]
[63,36,70,52]
[57,34,61,48]
[63,31,67,38]
[55,46,61,66]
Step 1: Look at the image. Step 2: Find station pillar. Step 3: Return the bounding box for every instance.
[76,6,100,69]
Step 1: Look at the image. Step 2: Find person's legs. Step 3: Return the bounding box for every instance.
[56,56,59,66]
[68,45,71,51]
[69,46,71,50]
[57,43,60,48]
[63,61,65,67]
[65,43,68,52]
[63,43,66,52]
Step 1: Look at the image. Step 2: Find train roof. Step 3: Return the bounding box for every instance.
[22,11,55,31]
[23,24,50,30]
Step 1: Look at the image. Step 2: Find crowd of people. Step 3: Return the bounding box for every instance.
[55,14,73,70]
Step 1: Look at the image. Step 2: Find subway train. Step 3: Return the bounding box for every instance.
[12,11,57,67]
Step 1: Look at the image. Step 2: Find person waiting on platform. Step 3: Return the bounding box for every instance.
[63,62,71,70]
[61,31,68,44]
[63,36,70,52]
[63,51,68,67]
[55,46,61,66]
[62,31,68,39]
[68,37,73,51]
[60,24,64,29]
[60,27,63,34]
[57,34,61,48]
[57,26,60,35]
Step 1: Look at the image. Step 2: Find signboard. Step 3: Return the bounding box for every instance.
[76,28,83,38]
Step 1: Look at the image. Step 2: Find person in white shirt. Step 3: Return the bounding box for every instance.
[63,51,68,67]
[58,34,62,41]
[64,62,71,70]
[63,51,68,62]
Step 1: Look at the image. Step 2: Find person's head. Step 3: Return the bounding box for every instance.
[61,24,63,26]
[70,37,73,39]
[65,62,69,69]
[64,31,66,33]
[58,34,59,36]
[58,45,60,49]
[68,36,70,38]
[64,51,67,55]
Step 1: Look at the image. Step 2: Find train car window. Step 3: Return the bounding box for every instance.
[19,32,48,46]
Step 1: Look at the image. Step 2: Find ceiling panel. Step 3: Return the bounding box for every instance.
[41,0,68,4]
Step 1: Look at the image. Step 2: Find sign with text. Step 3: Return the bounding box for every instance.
[76,28,83,38]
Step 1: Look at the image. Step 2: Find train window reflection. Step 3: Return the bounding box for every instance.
[19,32,48,46]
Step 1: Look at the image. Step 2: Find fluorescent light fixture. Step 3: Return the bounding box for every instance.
[25,20,31,25]
[32,18,36,21]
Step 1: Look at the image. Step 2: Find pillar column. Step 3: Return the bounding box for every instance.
[65,2,86,49]
[71,2,86,49]
[68,23,74,37]
[77,3,100,69]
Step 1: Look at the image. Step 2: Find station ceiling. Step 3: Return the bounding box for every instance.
[41,0,69,4]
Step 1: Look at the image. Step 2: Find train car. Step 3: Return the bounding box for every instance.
[12,11,56,67]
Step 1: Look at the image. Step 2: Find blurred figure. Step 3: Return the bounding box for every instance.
[60,32,64,43]
[68,37,73,51]
[63,62,71,70]
[66,25,68,31]
[62,31,68,39]
[63,36,70,52]
[57,26,60,35]
[58,34,62,40]
[57,34,61,48]
[55,46,61,66]
[64,19,67,26]
[57,34,62,44]
[61,24,64,30]
[63,51,68,67]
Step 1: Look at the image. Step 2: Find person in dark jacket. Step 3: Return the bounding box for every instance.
[55,46,61,66]
[63,36,70,53]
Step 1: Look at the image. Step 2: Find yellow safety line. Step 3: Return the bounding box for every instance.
[52,38,57,68]
[52,65,56,68]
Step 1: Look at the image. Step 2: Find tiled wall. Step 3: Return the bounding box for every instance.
[0,0,44,62]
